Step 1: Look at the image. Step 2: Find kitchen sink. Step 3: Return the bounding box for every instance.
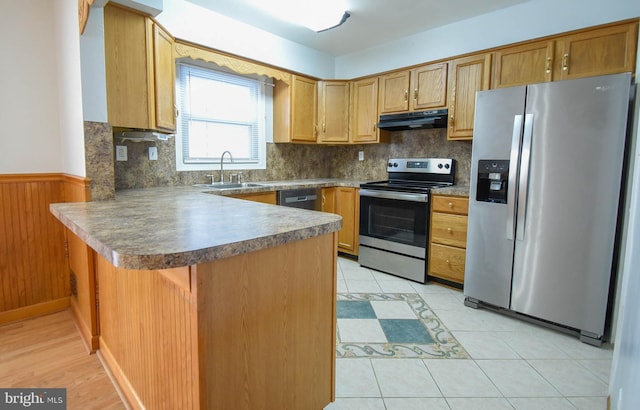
[194,182,266,190]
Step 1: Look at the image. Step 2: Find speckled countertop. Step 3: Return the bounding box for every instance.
[50,179,355,271]
[50,179,469,270]
[432,185,470,197]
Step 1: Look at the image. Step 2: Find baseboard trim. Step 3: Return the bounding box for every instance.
[98,338,144,410]
[69,297,99,354]
[0,297,69,326]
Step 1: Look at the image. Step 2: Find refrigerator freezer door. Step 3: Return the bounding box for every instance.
[464,86,526,308]
[511,73,631,337]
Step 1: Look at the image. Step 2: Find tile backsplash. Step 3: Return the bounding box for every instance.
[85,122,471,194]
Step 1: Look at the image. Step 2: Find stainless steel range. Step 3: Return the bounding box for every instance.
[359,158,455,283]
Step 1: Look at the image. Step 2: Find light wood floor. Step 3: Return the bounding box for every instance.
[0,310,125,409]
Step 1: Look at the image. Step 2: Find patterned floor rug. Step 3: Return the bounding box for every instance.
[336,293,469,359]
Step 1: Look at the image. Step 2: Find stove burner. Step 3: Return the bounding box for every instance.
[360,180,452,194]
[361,158,456,194]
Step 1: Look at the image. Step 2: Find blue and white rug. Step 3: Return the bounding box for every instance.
[336,293,469,359]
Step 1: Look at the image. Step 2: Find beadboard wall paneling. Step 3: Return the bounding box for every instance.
[96,255,198,409]
[0,173,91,325]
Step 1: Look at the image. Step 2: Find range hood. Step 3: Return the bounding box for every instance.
[114,130,174,143]
[378,109,448,131]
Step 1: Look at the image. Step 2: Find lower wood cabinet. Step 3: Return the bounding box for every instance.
[429,195,469,285]
[322,187,359,255]
[229,191,277,204]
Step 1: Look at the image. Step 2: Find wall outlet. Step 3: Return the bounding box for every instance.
[358,151,364,161]
[116,145,127,161]
[148,146,158,161]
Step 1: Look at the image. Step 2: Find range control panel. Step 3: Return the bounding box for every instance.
[387,158,454,174]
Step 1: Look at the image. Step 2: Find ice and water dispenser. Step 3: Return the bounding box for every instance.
[476,160,509,203]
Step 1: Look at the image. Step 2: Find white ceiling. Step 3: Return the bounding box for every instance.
[188,0,531,56]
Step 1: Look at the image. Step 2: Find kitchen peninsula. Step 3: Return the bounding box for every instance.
[50,186,342,409]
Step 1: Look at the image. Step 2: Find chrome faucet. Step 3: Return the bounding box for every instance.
[220,150,233,183]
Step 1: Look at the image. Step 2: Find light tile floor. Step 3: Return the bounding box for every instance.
[326,256,611,410]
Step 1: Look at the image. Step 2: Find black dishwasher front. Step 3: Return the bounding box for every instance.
[277,188,321,210]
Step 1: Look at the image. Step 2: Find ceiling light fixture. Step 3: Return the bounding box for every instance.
[249,0,350,32]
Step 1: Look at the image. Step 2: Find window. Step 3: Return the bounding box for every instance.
[175,61,270,171]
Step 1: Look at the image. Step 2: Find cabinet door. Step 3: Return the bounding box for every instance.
[153,24,176,132]
[321,187,336,213]
[318,81,349,143]
[411,63,447,110]
[104,4,153,129]
[555,22,638,81]
[378,71,410,114]
[492,40,554,88]
[291,75,318,142]
[350,78,379,143]
[335,187,359,254]
[447,53,492,140]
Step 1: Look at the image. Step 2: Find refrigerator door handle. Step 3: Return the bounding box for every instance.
[507,115,524,240]
[516,113,534,241]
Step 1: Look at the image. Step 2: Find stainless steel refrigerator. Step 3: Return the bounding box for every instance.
[464,73,632,345]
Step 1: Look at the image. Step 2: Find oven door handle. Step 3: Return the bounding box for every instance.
[359,189,429,202]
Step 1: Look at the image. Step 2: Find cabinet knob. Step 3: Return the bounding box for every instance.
[446,260,450,264]
[450,115,454,123]
[447,227,453,233]
[448,202,453,208]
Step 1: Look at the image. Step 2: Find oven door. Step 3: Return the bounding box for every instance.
[359,189,429,254]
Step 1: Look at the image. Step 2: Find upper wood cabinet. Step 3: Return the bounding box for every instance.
[153,25,176,131]
[274,75,318,143]
[350,77,380,143]
[492,40,554,88]
[447,53,492,140]
[317,81,350,143]
[104,4,176,132]
[554,22,638,81]
[378,63,448,114]
[493,21,638,88]
[378,71,411,113]
[412,63,448,111]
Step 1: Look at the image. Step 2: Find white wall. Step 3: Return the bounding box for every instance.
[0,0,62,174]
[80,7,108,123]
[55,0,87,177]
[609,23,640,408]
[610,85,640,409]
[155,0,336,79]
[336,0,640,78]
[0,0,85,176]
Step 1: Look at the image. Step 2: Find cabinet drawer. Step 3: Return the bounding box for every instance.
[432,196,469,215]
[230,192,277,204]
[429,243,466,284]
[431,212,468,248]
